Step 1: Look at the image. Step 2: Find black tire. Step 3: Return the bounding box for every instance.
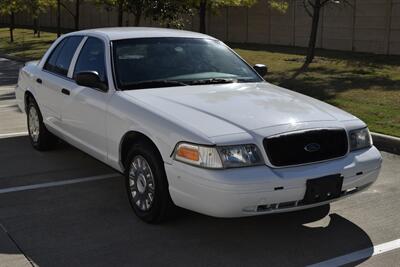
[26,97,58,151]
[125,142,175,223]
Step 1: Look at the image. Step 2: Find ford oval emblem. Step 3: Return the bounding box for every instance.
[304,143,321,153]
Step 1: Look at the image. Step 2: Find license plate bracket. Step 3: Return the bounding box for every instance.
[302,174,343,204]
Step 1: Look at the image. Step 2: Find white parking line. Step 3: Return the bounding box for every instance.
[0,108,19,113]
[307,239,400,267]
[0,87,16,91]
[0,104,17,108]
[0,132,28,139]
[0,173,121,194]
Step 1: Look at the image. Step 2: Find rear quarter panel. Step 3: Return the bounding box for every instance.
[15,62,41,113]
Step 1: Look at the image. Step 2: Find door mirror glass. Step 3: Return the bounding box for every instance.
[253,64,268,77]
[75,71,108,91]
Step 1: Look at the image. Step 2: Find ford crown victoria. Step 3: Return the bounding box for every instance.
[15,27,382,223]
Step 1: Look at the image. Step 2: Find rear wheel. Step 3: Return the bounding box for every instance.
[26,97,57,150]
[125,143,175,223]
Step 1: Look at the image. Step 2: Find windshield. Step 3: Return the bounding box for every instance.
[112,37,263,90]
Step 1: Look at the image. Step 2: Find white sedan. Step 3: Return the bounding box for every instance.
[16,27,382,223]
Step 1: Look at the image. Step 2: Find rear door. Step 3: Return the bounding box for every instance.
[37,36,84,130]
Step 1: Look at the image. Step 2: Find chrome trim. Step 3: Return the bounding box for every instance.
[128,155,156,211]
[28,106,40,142]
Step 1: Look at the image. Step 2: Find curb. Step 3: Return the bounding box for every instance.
[372,132,400,155]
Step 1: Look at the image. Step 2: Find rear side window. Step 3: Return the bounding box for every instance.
[44,36,83,77]
[73,37,107,82]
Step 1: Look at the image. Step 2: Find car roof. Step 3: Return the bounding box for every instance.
[69,27,215,41]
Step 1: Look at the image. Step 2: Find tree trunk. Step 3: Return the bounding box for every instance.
[199,0,207,33]
[288,0,324,80]
[75,0,80,30]
[118,1,123,26]
[9,12,15,43]
[37,16,41,38]
[33,18,38,35]
[305,0,321,65]
[57,0,61,37]
[134,10,141,26]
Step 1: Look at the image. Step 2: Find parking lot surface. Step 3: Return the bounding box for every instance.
[0,58,399,266]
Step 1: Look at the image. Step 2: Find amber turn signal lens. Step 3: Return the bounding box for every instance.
[176,146,200,161]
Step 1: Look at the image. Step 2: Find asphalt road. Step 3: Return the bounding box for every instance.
[0,58,399,267]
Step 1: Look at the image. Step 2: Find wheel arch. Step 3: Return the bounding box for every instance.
[24,90,36,112]
[119,131,164,172]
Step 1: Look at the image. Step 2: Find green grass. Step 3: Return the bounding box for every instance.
[1,28,399,137]
[0,28,56,60]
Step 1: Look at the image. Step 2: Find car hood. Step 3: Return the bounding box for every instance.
[122,82,357,138]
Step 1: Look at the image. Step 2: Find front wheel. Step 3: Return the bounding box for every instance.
[26,98,57,150]
[125,143,175,223]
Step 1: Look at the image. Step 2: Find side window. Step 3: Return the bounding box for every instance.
[44,36,83,76]
[44,38,67,73]
[73,37,107,83]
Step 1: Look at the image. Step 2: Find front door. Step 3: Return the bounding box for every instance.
[60,37,111,161]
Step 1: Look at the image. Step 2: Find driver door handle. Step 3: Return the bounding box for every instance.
[61,88,70,96]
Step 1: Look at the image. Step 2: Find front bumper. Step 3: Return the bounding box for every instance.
[165,146,382,218]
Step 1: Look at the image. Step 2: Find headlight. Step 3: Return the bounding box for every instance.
[217,144,263,168]
[349,127,372,151]
[173,143,264,169]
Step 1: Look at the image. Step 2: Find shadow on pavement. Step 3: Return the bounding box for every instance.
[0,58,23,86]
[0,136,115,188]
[0,136,373,267]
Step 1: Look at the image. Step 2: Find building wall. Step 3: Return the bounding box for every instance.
[1,0,399,55]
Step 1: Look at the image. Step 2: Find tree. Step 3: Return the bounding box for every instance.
[147,0,193,28]
[189,0,257,34]
[269,0,350,68]
[0,0,27,42]
[126,0,148,26]
[57,0,61,36]
[94,0,153,27]
[26,0,56,37]
[302,0,351,66]
[58,0,83,30]
[93,0,128,26]
[53,0,76,37]
[75,0,81,30]
[93,0,188,27]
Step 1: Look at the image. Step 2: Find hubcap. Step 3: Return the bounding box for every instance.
[28,107,40,142]
[128,155,155,211]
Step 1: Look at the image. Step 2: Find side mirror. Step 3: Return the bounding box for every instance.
[253,64,268,77]
[75,71,108,91]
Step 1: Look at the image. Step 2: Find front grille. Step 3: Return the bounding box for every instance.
[263,128,348,167]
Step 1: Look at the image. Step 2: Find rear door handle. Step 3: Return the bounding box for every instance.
[61,88,70,96]
[36,78,42,84]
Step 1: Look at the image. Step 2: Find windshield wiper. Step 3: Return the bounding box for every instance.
[121,80,188,90]
[186,78,237,85]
